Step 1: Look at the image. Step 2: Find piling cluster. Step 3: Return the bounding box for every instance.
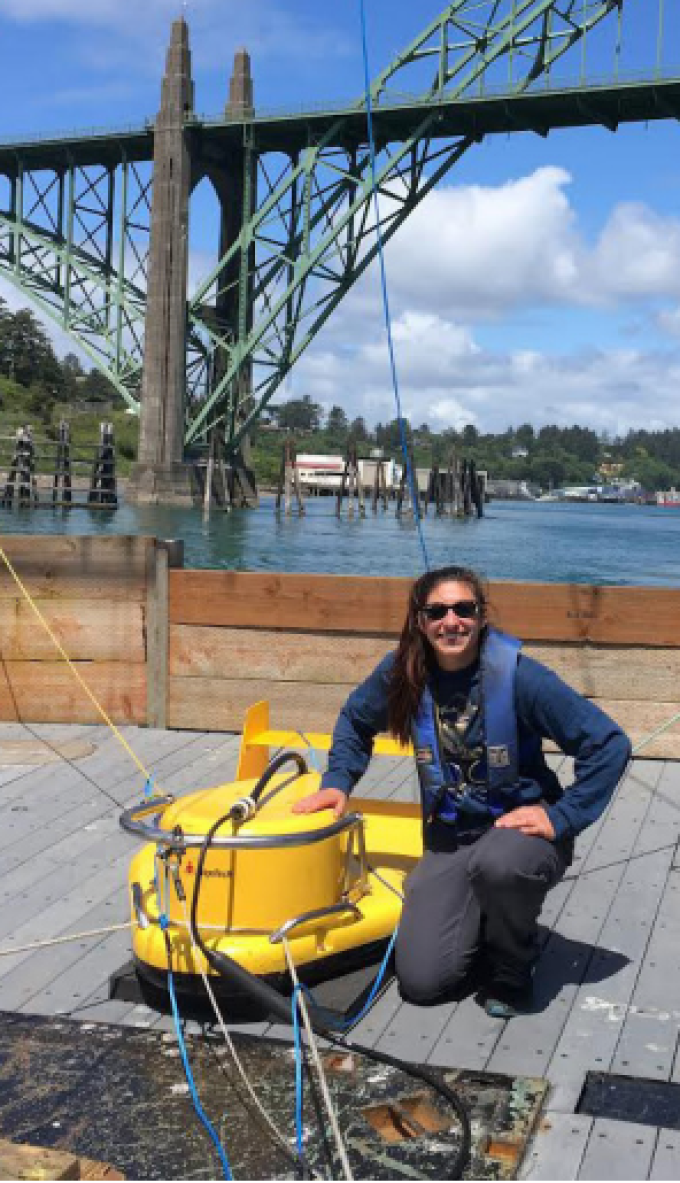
[275,440,485,519]
[0,422,118,509]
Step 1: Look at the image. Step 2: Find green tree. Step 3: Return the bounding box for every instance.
[81,369,116,402]
[623,456,676,491]
[562,425,600,463]
[273,394,322,432]
[529,454,568,489]
[514,423,535,450]
[1,309,55,386]
[325,404,349,442]
[349,416,369,442]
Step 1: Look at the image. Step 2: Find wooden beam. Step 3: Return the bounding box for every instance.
[169,627,680,704]
[169,571,410,633]
[146,541,169,728]
[0,1139,80,1180]
[167,676,350,733]
[168,571,680,646]
[0,536,151,602]
[489,582,680,646]
[169,625,392,682]
[167,677,680,759]
[0,600,145,662]
[0,1138,124,1180]
[0,663,146,724]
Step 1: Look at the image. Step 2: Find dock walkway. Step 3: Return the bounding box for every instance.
[0,721,679,1179]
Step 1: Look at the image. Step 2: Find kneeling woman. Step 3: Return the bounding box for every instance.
[294,565,631,1017]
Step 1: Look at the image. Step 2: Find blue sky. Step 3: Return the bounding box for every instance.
[1,0,680,436]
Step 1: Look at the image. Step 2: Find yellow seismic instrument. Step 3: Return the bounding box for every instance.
[122,702,421,990]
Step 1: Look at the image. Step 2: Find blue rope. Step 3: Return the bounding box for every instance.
[156,868,233,1181]
[358,0,430,572]
[336,926,398,1029]
[291,925,398,1034]
[165,958,233,1181]
[291,984,306,1161]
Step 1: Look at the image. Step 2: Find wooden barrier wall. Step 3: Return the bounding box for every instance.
[0,535,166,725]
[0,538,678,758]
[167,570,680,759]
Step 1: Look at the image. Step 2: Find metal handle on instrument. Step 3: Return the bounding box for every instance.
[269,902,362,945]
[120,800,366,850]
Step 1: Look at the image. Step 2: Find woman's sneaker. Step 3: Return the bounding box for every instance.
[482,976,533,1019]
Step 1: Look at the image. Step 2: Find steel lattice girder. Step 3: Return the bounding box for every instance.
[0,158,152,408]
[185,0,626,450]
[0,0,670,450]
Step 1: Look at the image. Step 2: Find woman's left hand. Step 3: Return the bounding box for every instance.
[494,805,556,840]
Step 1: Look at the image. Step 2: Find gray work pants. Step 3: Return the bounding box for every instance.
[395,826,569,1004]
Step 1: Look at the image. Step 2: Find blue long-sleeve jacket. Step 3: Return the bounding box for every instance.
[320,650,631,840]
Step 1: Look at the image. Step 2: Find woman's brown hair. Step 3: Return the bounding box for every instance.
[387,565,488,745]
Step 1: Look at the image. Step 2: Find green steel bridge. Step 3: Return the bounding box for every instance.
[0,0,678,477]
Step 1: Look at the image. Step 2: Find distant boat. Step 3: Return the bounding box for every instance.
[656,488,680,507]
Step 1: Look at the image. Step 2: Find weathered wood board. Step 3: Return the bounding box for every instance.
[0,1137,124,1180]
[169,571,680,646]
[0,536,153,726]
[170,626,680,702]
[0,536,149,601]
[0,601,145,662]
[0,664,146,725]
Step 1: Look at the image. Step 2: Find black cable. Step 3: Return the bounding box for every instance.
[250,749,308,802]
[189,750,315,1019]
[326,1029,471,1179]
[187,749,473,1179]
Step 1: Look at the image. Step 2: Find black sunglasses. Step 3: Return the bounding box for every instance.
[418,600,480,622]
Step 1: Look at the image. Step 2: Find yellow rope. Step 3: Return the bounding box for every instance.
[0,544,153,785]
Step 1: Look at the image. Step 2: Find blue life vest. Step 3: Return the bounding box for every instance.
[411,628,542,826]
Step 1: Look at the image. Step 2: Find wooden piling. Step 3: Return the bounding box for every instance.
[336,444,365,518]
[2,426,38,508]
[53,420,72,505]
[396,445,419,518]
[88,423,117,507]
[276,437,304,515]
[371,458,388,512]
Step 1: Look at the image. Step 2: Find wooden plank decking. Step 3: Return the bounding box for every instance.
[0,722,679,1179]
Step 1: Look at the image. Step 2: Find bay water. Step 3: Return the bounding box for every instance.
[1,497,679,586]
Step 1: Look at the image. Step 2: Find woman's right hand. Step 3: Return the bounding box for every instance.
[292,787,348,818]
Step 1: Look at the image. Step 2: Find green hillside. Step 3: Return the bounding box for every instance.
[2,298,679,492]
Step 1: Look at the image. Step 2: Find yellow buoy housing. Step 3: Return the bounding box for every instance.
[129,774,421,982]
[126,701,421,987]
[161,773,346,932]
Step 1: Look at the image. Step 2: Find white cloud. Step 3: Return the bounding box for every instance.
[657,305,680,338]
[588,203,680,299]
[294,307,680,437]
[380,167,680,317]
[384,167,581,316]
[285,166,680,434]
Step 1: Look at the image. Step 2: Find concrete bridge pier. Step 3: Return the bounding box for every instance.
[128,24,258,506]
[128,17,195,505]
